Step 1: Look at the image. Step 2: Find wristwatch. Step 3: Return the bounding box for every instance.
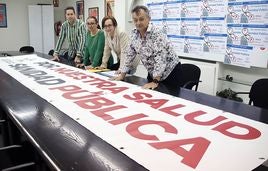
[152,79,159,84]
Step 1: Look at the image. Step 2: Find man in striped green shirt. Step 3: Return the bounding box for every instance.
[52,6,86,65]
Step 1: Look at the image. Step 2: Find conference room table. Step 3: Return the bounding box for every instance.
[0,51,268,171]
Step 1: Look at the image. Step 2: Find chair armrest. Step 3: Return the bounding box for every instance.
[183,80,202,91]
[234,92,250,96]
[2,162,35,171]
[0,145,22,151]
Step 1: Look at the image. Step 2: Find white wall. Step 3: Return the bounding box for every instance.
[53,0,77,48]
[114,0,143,32]
[0,0,111,51]
[84,0,105,25]
[114,0,127,31]
[0,0,51,51]
[0,0,79,51]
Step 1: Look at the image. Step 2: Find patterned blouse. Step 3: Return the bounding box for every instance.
[122,23,180,81]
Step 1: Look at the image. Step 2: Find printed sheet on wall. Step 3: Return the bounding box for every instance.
[146,0,268,68]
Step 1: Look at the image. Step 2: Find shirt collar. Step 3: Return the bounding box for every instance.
[68,19,77,27]
[146,23,153,32]
[113,27,119,37]
[133,23,153,37]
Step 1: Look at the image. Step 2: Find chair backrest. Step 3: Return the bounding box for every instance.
[48,49,54,56]
[181,63,201,91]
[249,78,268,109]
[19,46,34,53]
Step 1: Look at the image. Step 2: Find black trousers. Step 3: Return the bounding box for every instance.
[147,62,183,87]
[58,55,75,66]
[108,62,120,70]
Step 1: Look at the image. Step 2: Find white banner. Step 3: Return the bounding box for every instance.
[0,55,268,171]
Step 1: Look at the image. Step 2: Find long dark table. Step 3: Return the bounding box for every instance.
[0,51,147,170]
[0,51,268,170]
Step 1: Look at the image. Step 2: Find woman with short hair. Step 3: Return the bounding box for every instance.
[98,16,139,73]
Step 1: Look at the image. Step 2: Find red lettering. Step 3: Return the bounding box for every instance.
[91,105,127,121]
[51,67,74,73]
[51,67,93,80]
[49,85,81,91]
[126,120,177,141]
[159,104,185,117]
[90,80,116,88]
[136,99,168,109]
[213,121,261,140]
[63,90,103,100]
[185,110,227,125]
[82,77,103,83]
[123,92,152,100]
[65,71,89,80]
[75,97,115,110]
[102,87,129,94]
[149,137,210,169]
[109,113,148,125]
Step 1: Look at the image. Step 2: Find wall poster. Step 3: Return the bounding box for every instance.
[0,3,7,28]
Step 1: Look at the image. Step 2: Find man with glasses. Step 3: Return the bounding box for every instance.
[52,6,86,66]
[111,5,183,90]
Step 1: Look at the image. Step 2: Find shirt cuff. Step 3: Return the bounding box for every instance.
[121,66,129,74]
[76,51,82,57]
[153,73,162,81]
[100,64,107,68]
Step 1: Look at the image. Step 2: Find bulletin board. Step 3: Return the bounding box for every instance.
[146,0,268,68]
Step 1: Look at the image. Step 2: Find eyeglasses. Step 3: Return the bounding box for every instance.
[104,24,113,29]
[86,22,96,25]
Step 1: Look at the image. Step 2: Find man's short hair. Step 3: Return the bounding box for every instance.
[65,6,75,14]
[131,5,150,18]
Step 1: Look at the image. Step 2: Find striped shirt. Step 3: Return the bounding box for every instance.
[54,19,86,58]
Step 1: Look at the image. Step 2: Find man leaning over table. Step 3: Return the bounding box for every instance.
[52,6,86,67]
[111,5,183,90]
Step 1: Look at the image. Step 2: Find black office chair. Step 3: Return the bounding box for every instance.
[0,111,37,170]
[48,49,54,56]
[0,144,36,171]
[19,46,34,53]
[0,119,7,146]
[236,78,268,109]
[180,63,201,91]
